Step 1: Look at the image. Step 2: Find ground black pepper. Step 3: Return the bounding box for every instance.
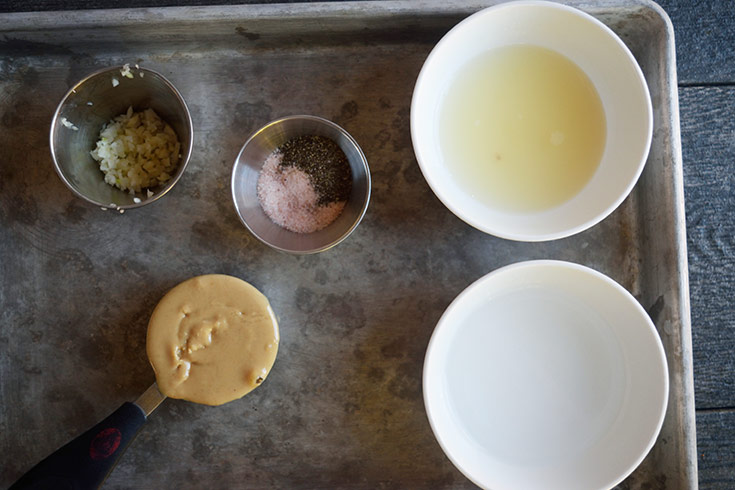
[277,135,352,205]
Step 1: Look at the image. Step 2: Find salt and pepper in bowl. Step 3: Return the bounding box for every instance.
[257,134,352,234]
[231,115,371,254]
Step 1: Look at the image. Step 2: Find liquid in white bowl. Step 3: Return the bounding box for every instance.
[439,45,606,213]
[445,286,626,467]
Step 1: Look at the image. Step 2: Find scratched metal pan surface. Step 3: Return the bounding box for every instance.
[0,1,695,488]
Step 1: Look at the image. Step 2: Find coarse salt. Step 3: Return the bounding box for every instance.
[257,151,345,234]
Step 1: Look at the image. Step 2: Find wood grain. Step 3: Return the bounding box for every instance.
[680,86,735,410]
[657,0,735,84]
[697,410,735,489]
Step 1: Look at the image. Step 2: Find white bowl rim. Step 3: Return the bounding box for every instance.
[410,0,653,242]
[422,259,669,490]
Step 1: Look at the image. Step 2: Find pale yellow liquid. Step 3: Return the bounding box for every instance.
[440,45,606,213]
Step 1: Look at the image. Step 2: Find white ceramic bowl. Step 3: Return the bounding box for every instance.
[423,260,668,490]
[411,1,652,241]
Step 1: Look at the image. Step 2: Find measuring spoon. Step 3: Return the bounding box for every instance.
[11,274,279,489]
[10,383,166,489]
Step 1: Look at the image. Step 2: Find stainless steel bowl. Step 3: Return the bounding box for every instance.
[231,115,371,254]
[50,66,193,209]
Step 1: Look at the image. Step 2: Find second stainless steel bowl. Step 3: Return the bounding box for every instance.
[231,115,371,254]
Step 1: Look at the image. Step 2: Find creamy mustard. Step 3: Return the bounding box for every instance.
[147,274,279,406]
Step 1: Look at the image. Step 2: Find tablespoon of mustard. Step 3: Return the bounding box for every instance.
[10,383,166,490]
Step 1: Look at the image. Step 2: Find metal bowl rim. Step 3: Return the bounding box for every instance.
[49,65,194,210]
[231,114,371,254]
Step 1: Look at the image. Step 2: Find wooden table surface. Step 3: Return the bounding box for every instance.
[1,0,732,488]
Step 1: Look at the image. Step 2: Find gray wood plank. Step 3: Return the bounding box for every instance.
[681,85,735,410]
[656,0,735,84]
[697,410,735,489]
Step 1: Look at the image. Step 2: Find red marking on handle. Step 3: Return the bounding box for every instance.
[89,428,122,461]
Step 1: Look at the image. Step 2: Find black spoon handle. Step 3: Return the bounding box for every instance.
[10,402,146,490]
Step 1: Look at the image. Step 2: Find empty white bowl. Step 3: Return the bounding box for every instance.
[411,1,652,241]
[423,260,668,490]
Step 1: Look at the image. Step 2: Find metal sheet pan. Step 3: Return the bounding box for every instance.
[0,1,696,488]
